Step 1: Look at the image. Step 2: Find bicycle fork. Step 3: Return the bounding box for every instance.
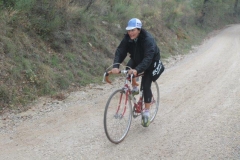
[114,91,128,119]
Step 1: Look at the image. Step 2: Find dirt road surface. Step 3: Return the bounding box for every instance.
[1,24,240,160]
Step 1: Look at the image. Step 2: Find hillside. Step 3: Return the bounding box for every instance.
[1,24,240,159]
[0,0,239,113]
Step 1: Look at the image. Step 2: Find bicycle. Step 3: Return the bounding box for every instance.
[103,64,160,144]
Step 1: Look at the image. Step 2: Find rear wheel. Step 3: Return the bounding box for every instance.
[148,81,160,122]
[103,89,132,144]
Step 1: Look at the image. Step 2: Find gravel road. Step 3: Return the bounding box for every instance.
[0,24,240,160]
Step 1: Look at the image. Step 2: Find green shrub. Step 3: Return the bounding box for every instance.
[26,1,67,40]
[56,75,70,90]
[0,36,17,55]
[39,80,53,95]
[0,85,10,105]
[65,52,77,63]
[0,0,16,8]
[51,55,59,67]
[14,0,35,11]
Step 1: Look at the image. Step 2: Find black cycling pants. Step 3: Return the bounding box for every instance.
[127,59,152,103]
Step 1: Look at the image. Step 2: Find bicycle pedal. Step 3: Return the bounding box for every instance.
[132,112,141,118]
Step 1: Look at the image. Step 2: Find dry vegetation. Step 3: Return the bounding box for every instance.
[0,0,239,113]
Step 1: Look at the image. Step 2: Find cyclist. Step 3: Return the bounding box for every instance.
[111,18,164,127]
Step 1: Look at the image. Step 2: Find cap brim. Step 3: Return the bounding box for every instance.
[126,27,137,30]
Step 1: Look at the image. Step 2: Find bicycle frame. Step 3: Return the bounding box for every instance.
[104,69,144,117]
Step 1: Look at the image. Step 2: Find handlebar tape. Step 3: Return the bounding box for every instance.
[105,70,139,86]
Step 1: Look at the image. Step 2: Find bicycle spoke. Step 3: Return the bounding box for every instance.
[104,89,132,144]
[149,81,160,122]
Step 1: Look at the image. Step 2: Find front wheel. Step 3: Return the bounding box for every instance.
[103,89,132,144]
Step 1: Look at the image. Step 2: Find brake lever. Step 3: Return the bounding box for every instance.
[102,71,112,84]
[130,73,133,85]
[129,73,139,86]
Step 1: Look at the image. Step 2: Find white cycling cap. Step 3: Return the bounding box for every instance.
[126,18,142,30]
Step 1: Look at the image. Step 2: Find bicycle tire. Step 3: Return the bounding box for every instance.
[149,81,160,122]
[103,89,132,144]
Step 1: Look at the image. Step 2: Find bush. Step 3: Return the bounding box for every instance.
[0,0,239,111]
[0,85,10,106]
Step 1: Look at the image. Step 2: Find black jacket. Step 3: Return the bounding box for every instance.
[113,28,161,73]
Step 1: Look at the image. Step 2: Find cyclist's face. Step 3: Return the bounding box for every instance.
[127,28,140,40]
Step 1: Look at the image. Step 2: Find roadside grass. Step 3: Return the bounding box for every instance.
[0,0,239,112]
